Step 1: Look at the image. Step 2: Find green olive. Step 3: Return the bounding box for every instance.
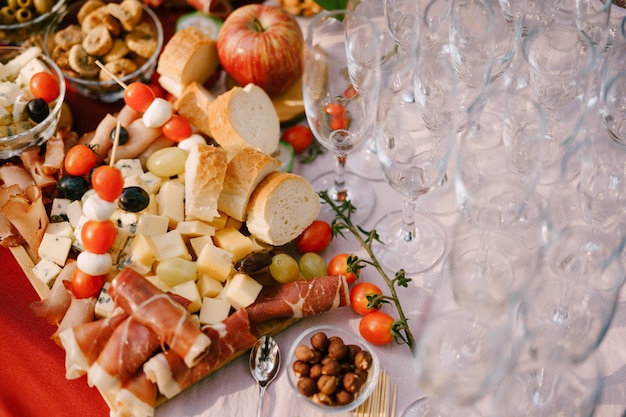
[33,0,51,14]
[0,6,15,23]
[16,0,31,9]
[14,6,31,22]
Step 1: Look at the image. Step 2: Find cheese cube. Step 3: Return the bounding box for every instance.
[122,174,147,191]
[115,159,144,178]
[50,198,72,222]
[198,297,231,325]
[38,233,72,266]
[176,220,215,239]
[225,216,243,230]
[66,200,83,228]
[109,227,130,264]
[145,194,159,215]
[188,235,211,259]
[150,230,191,261]
[172,280,202,313]
[45,221,74,240]
[157,179,185,228]
[222,273,263,309]
[116,252,153,275]
[95,282,116,318]
[32,257,62,287]
[197,274,224,298]
[140,171,162,194]
[136,214,169,237]
[208,211,228,230]
[129,233,157,267]
[196,240,233,282]
[213,227,253,261]
[146,275,173,292]
[110,210,139,236]
[72,216,89,252]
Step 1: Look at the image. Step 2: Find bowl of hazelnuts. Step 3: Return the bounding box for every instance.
[287,325,380,412]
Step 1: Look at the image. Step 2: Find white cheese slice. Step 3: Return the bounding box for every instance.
[38,233,72,266]
[198,296,231,325]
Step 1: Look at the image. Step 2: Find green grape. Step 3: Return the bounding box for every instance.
[269,253,300,284]
[156,257,197,287]
[146,147,188,178]
[298,252,328,279]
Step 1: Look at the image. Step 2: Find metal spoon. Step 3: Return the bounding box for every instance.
[249,335,280,417]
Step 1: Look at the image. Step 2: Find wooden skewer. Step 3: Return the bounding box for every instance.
[96,60,128,89]
[109,120,121,167]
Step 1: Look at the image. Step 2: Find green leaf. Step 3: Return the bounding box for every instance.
[314,0,348,11]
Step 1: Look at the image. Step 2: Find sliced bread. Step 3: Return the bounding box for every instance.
[208,83,280,158]
[174,82,216,138]
[246,171,320,246]
[184,142,227,222]
[217,146,280,222]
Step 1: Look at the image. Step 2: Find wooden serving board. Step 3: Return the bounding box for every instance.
[11,243,299,409]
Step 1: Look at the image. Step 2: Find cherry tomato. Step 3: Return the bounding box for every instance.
[30,72,60,103]
[281,125,313,153]
[70,269,106,299]
[81,219,117,254]
[91,165,124,202]
[64,144,97,176]
[124,82,155,112]
[350,282,383,315]
[330,115,349,130]
[162,114,192,142]
[328,253,359,284]
[295,220,332,253]
[359,311,395,345]
[325,102,346,117]
[344,84,357,99]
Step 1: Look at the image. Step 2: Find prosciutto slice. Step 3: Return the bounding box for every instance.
[110,267,212,368]
[30,261,76,325]
[87,316,161,394]
[144,309,257,398]
[112,370,157,417]
[52,297,96,346]
[245,275,350,324]
[58,313,128,379]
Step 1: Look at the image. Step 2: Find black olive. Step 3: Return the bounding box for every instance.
[118,186,150,212]
[26,98,49,123]
[109,125,129,145]
[57,175,89,201]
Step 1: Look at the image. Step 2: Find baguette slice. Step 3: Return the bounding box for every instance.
[157,26,219,98]
[174,82,216,138]
[218,147,280,222]
[246,171,320,246]
[184,142,227,222]
[208,83,280,158]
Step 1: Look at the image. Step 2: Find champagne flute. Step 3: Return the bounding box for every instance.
[302,9,381,224]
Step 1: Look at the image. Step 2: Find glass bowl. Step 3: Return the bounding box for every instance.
[286,325,380,413]
[0,46,66,159]
[43,0,163,103]
[0,0,67,45]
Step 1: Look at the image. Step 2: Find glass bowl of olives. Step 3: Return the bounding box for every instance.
[0,46,66,159]
[0,0,67,45]
[286,325,380,413]
[43,0,163,103]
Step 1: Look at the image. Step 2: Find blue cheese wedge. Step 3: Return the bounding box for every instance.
[38,233,72,266]
[33,257,62,287]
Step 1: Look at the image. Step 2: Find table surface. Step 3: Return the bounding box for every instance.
[2,4,626,417]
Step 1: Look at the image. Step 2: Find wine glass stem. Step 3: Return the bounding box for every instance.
[400,196,418,242]
[334,153,348,202]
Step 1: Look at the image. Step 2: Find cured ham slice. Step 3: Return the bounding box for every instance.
[42,134,65,176]
[87,316,161,394]
[53,296,96,346]
[245,275,350,324]
[110,267,212,368]
[19,146,57,195]
[30,261,77,325]
[144,308,257,398]
[112,370,157,417]
[58,313,128,379]
[81,113,117,161]
[2,184,48,250]
[0,164,34,191]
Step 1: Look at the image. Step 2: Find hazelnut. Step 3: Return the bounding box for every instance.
[309,363,323,379]
[317,374,338,395]
[328,339,349,360]
[310,332,329,351]
[342,372,364,394]
[321,355,333,365]
[335,390,355,405]
[292,360,310,378]
[311,392,333,405]
[321,360,342,376]
[297,377,317,397]
[310,348,323,364]
[295,344,315,362]
[354,350,373,370]
[346,344,362,361]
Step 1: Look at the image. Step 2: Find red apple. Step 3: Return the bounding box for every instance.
[216,4,304,97]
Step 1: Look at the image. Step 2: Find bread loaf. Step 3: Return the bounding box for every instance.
[184,143,227,222]
[246,171,320,246]
[217,147,280,222]
[208,83,280,159]
[174,82,216,138]
[157,26,219,98]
